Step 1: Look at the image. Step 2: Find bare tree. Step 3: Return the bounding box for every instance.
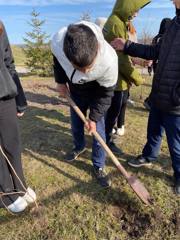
[80,11,92,22]
[139,28,153,44]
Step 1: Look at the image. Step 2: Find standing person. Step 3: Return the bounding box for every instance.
[0,21,36,212]
[96,17,136,136]
[111,0,180,195]
[144,17,171,110]
[103,0,150,152]
[51,21,118,188]
[115,20,138,136]
[95,17,107,30]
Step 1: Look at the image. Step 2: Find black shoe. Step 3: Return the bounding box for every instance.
[143,101,151,111]
[93,167,111,188]
[128,155,152,168]
[174,179,180,196]
[108,142,122,155]
[65,148,86,162]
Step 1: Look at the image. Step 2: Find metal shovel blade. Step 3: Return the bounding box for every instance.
[128,175,152,205]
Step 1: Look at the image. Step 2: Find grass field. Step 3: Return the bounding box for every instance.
[0,48,179,239]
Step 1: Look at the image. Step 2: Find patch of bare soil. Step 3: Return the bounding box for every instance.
[22,78,68,111]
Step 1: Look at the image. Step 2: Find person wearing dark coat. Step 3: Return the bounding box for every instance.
[0,20,36,212]
[144,17,171,110]
[110,0,180,195]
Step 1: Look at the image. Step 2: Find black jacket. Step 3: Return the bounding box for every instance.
[151,18,171,72]
[0,21,27,113]
[53,56,115,122]
[124,15,180,115]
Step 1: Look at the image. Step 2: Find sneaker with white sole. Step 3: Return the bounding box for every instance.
[7,196,28,213]
[116,126,125,136]
[128,155,152,168]
[127,98,135,107]
[93,166,111,188]
[22,187,36,204]
[112,128,116,134]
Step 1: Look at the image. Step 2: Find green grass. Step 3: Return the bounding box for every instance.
[0,76,179,240]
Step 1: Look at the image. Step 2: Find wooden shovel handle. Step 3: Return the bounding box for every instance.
[66,94,130,179]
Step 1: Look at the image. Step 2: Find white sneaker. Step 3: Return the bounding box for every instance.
[127,99,135,107]
[116,126,125,136]
[7,196,28,213]
[22,187,36,204]
[112,128,116,134]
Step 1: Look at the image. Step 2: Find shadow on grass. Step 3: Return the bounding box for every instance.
[23,149,152,239]
[127,104,149,114]
[21,104,173,189]
[20,105,95,161]
[0,210,27,225]
[0,103,177,239]
[0,147,149,237]
[25,91,65,106]
[105,151,173,185]
[18,72,33,78]
[142,82,152,88]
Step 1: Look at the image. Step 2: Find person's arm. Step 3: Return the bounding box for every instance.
[12,74,27,114]
[73,85,114,134]
[111,38,161,60]
[53,55,69,84]
[124,40,160,60]
[2,22,27,113]
[89,84,116,122]
[53,55,69,97]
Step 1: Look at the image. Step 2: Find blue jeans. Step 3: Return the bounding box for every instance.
[70,94,106,168]
[142,106,180,180]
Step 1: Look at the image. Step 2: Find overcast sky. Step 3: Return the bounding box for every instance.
[0,0,176,44]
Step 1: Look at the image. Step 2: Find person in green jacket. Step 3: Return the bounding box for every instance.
[103,0,151,153]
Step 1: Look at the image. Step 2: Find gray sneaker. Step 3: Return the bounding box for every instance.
[93,166,111,188]
[128,155,152,168]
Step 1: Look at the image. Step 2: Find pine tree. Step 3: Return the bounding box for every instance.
[23,9,53,77]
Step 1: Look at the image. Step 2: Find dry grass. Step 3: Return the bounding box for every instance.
[0,75,179,240]
[12,45,26,66]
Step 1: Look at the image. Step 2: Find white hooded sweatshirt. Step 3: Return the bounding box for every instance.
[51,21,118,88]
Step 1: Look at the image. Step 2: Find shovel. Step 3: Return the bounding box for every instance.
[66,94,152,205]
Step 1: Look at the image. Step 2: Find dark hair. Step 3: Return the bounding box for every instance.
[63,24,98,68]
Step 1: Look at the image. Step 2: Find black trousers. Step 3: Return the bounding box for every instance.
[105,90,129,143]
[0,98,27,207]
